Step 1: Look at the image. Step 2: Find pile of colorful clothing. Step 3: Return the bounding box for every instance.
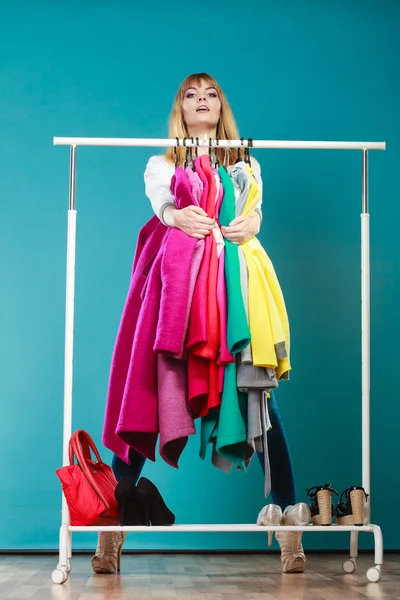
[103,154,290,496]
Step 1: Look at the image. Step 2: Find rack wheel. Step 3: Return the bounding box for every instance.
[56,561,71,574]
[342,559,356,574]
[52,569,68,584]
[366,566,381,583]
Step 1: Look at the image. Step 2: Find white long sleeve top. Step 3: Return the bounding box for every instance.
[144,154,263,225]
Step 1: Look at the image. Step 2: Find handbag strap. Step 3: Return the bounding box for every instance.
[69,430,103,465]
[68,430,113,508]
[71,431,118,489]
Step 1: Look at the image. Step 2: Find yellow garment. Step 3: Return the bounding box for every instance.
[242,164,261,215]
[240,165,291,380]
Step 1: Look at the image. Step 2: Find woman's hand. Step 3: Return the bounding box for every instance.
[221,213,261,245]
[169,205,215,239]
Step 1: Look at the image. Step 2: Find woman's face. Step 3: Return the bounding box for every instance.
[182,80,221,133]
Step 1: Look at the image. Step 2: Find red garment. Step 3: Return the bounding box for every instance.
[187,353,209,418]
[201,157,221,410]
[208,360,220,410]
[191,156,219,360]
[217,248,235,365]
[186,157,222,413]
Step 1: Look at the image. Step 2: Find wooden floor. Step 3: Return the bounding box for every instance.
[0,553,399,600]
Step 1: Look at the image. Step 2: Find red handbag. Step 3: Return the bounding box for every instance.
[55,430,120,526]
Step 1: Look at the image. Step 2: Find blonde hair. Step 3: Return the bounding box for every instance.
[165,73,240,167]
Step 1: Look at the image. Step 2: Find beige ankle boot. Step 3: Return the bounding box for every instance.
[91,531,127,574]
[275,530,306,573]
[275,505,308,573]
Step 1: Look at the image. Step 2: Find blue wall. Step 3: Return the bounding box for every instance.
[0,0,398,552]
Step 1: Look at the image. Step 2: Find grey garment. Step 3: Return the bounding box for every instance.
[211,443,232,474]
[229,162,251,217]
[260,392,272,498]
[275,342,289,380]
[229,161,263,224]
[211,390,273,498]
[237,360,278,391]
[237,351,276,499]
[245,391,272,498]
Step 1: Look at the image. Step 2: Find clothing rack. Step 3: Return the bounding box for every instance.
[51,136,386,585]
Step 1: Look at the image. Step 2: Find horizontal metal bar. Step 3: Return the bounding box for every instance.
[53,137,386,150]
[69,524,377,533]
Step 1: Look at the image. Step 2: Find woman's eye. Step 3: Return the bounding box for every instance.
[207,93,217,98]
[185,93,196,98]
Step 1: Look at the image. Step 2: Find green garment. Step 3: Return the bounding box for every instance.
[215,363,248,469]
[218,167,251,353]
[200,365,248,470]
[199,168,251,468]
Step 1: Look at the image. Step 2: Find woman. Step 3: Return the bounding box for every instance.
[92,73,306,575]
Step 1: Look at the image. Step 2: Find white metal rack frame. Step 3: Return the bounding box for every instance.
[51,136,386,585]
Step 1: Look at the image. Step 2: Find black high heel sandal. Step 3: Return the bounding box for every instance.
[306,483,338,526]
[336,486,369,526]
[136,477,175,526]
[114,477,149,526]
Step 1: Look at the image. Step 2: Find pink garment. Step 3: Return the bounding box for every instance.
[185,158,209,349]
[170,167,195,209]
[116,227,199,465]
[215,170,224,219]
[102,217,167,464]
[156,237,204,360]
[154,229,197,357]
[154,168,203,358]
[186,167,203,206]
[157,354,195,467]
[103,169,205,467]
[186,159,213,418]
[116,244,165,461]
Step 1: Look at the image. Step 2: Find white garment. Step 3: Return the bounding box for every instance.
[144,154,263,225]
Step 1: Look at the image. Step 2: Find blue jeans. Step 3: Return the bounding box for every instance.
[112,390,296,510]
[257,390,296,510]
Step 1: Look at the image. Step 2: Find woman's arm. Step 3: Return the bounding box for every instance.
[144,155,176,225]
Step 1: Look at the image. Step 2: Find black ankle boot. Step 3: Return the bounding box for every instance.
[114,477,149,526]
[136,477,175,526]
